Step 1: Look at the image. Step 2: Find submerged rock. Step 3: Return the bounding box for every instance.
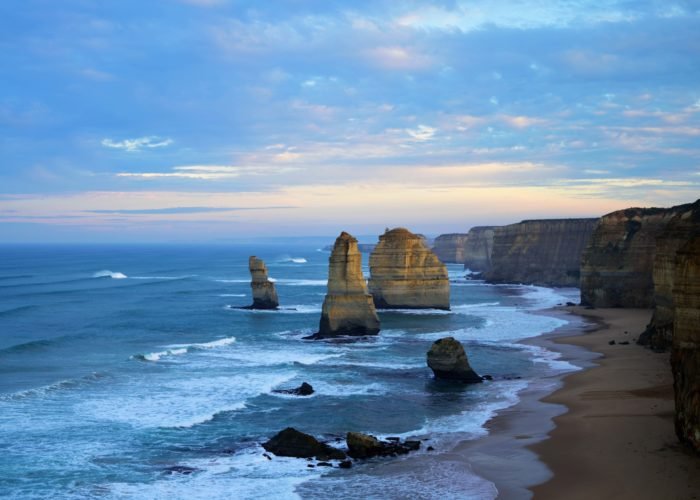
[345,432,420,459]
[369,227,450,310]
[427,337,482,383]
[272,382,314,396]
[248,256,279,309]
[671,235,700,453]
[262,427,346,460]
[311,232,380,339]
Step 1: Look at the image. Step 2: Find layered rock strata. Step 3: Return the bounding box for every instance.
[432,233,469,264]
[368,228,450,310]
[639,200,700,350]
[463,226,495,273]
[671,235,700,452]
[313,232,380,339]
[248,256,279,309]
[581,205,691,308]
[484,219,598,287]
[426,337,481,383]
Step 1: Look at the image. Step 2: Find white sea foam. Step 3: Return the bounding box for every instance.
[277,256,307,263]
[227,304,322,314]
[92,270,127,279]
[273,279,327,286]
[137,337,236,361]
[130,275,193,280]
[218,293,246,297]
[517,285,580,310]
[214,279,249,283]
[204,347,342,367]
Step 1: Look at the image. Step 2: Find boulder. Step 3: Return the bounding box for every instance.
[248,256,279,309]
[369,227,450,310]
[262,427,346,460]
[311,232,380,339]
[427,337,482,383]
[346,432,421,459]
[272,382,314,396]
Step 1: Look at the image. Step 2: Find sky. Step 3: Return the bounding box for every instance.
[1,0,699,243]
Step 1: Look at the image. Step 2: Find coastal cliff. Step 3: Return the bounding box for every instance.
[581,205,690,308]
[463,226,495,273]
[671,235,700,452]
[314,232,380,338]
[639,200,700,350]
[248,256,279,309]
[432,233,469,264]
[484,219,597,287]
[369,228,450,310]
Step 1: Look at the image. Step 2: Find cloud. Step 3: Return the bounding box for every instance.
[86,206,296,214]
[406,125,437,141]
[101,136,174,152]
[116,165,300,180]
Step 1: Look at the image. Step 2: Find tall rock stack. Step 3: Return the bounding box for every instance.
[639,200,700,350]
[432,233,469,264]
[313,232,380,339]
[369,228,450,310]
[581,204,692,308]
[248,256,279,309]
[671,235,700,452]
[463,226,495,273]
[484,218,598,287]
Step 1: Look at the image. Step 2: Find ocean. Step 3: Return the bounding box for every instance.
[0,242,580,499]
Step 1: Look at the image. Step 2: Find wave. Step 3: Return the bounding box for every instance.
[218,293,246,297]
[134,336,236,362]
[226,304,322,314]
[1,372,107,401]
[271,279,327,286]
[276,256,308,264]
[0,274,33,281]
[130,275,194,280]
[0,304,38,317]
[93,270,127,279]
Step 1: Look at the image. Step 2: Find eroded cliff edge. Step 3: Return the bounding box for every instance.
[463,226,495,273]
[369,227,450,310]
[671,235,700,452]
[432,233,469,264]
[484,219,598,287]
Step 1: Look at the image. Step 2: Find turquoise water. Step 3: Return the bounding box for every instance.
[0,243,577,499]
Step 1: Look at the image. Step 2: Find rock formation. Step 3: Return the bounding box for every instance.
[312,232,380,339]
[432,233,469,264]
[484,219,598,287]
[248,256,279,309]
[581,205,691,308]
[345,432,420,459]
[368,228,450,310]
[262,427,346,460]
[272,382,314,396]
[671,235,700,452]
[463,226,496,273]
[639,200,700,350]
[426,337,482,383]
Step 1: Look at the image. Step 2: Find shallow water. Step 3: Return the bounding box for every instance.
[0,243,579,499]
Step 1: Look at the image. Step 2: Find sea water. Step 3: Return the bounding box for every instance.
[0,243,579,499]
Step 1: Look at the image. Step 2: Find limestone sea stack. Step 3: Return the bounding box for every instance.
[312,232,380,339]
[671,235,700,452]
[432,233,469,264]
[427,337,482,383]
[463,226,495,273]
[248,256,279,309]
[369,228,450,310]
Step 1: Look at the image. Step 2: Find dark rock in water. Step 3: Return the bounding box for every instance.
[317,461,332,467]
[566,301,576,306]
[426,337,482,383]
[262,427,346,460]
[619,341,630,345]
[162,465,198,475]
[609,340,616,345]
[248,256,279,310]
[427,446,435,451]
[482,374,494,381]
[273,382,314,396]
[262,454,271,460]
[346,432,421,459]
[339,460,353,469]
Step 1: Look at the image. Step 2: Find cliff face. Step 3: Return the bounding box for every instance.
[640,201,700,350]
[581,205,690,308]
[463,226,495,273]
[484,219,598,287]
[314,232,380,338]
[248,256,279,309]
[671,235,700,452]
[369,228,450,310]
[432,233,469,264]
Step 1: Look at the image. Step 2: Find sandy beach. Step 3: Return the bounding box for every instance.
[529,307,700,499]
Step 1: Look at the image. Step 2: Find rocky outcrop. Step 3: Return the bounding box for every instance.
[248,256,279,309]
[262,427,346,460]
[581,205,692,308]
[463,226,496,273]
[345,432,421,459]
[432,233,469,264]
[272,382,314,396]
[368,228,450,310]
[671,235,700,452]
[484,219,597,287]
[426,337,482,383]
[639,200,700,350]
[312,232,380,339]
